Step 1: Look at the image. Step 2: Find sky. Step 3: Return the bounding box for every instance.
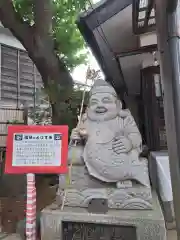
[92,0,101,3]
[71,50,102,84]
[71,0,102,85]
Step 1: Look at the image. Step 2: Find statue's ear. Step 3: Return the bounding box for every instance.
[117,99,131,118]
[116,99,122,110]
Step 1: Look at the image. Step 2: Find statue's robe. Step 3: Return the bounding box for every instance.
[79,110,150,187]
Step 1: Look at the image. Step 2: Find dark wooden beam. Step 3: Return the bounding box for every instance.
[132,0,156,34]
[116,44,157,58]
[138,15,155,22]
[79,0,132,31]
[134,24,156,34]
[132,0,140,34]
[144,0,154,29]
[76,18,107,74]
[77,0,135,96]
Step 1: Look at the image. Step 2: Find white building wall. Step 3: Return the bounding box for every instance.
[139,32,157,47]
[139,32,158,68]
[0,23,25,50]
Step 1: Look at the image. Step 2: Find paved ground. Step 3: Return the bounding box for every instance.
[0,233,21,240]
[167,230,177,240]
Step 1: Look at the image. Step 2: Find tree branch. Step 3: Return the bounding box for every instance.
[0,0,34,51]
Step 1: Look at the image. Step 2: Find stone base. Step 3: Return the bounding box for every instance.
[58,165,152,210]
[57,186,152,210]
[41,192,166,240]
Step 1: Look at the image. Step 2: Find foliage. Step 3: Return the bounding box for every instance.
[28,86,89,136]
[6,120,23,124]
[28,105,52,125]
[13,0,89,69]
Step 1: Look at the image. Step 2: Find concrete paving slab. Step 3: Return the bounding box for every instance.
[0,234,21,240]
[167,230,177,240]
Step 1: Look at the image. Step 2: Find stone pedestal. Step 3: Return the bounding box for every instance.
[41,192,166,240]
[57,165,152,210]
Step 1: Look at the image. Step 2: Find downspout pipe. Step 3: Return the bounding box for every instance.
[155,0,180,238]
[166,0,180,238]
[166,0,180,169]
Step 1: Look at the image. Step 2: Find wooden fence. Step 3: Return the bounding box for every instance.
[0,107,27,148]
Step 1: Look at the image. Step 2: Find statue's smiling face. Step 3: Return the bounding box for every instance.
[88,92,119,121]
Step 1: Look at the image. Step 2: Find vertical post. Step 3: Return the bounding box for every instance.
[23,106,28,125]
[33,64,36,108]
[17,50,20,108]
[155,0,180,238]
[26,173,36,240]
[0,44,1,101]
[0,185,2,233]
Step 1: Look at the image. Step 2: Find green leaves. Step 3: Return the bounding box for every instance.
[52,0,88,69]
[13,0,88,69]
[13,0,34,24]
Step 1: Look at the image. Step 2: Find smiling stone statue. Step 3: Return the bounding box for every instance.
[58,80,152,210]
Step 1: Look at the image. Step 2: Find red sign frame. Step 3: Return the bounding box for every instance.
[5,125,68,174]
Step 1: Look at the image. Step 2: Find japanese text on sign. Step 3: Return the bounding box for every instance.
[12,133,62,167]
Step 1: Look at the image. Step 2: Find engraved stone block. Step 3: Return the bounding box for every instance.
[62,222,137,240]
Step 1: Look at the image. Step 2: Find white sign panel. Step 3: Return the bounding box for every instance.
[12,133,62,167]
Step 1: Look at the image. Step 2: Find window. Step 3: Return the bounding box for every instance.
[0,44,44,107]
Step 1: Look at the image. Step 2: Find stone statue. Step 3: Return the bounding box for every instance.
[58,80,152,210]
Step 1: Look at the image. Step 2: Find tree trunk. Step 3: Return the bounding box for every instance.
[27,37,73,125]
[51,102,66,125]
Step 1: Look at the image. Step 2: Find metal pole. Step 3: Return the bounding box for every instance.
[167,0,178,13]
[155,0,180,238]
[17,50,20,108]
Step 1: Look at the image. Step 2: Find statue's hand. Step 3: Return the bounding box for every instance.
[112,136,132,154]
[70,128,81,141]
[79,128,88,138]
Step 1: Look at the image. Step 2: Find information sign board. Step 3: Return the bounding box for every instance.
[5,125,68,174]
